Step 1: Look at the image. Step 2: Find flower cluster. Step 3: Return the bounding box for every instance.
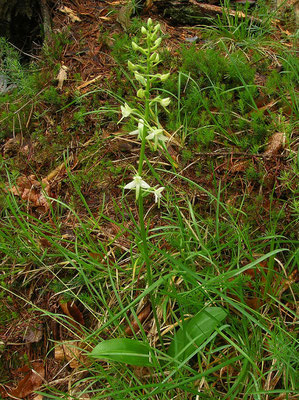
[121,18,170,206]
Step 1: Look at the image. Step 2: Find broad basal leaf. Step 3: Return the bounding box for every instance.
[168,307,227,363]
[90,338,153,366]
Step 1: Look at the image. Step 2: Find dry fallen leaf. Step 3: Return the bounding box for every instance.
[59,6,81,23]
[8,362,44,399]
[60,300,84,331]
[23,324,43,344]
[56,65,68,90]
[10,175,51,212]
[264,132,286,156]
[55,341,91,369]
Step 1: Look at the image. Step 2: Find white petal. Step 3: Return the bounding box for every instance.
[124,181,136,189]
[128,129,139,136]
[135,72,147,86]
[146,132,155,140]
[140,181,151,189]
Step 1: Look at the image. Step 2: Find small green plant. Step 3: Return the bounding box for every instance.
[0,39,55,139]
[42,29,72,64]
[42,86,64,106]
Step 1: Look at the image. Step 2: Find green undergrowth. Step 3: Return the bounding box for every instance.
[0,161,298,398]
[0,5,298,399]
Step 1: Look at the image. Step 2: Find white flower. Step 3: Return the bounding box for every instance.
[132,41,139,51]
[129,119,144,140]
[153,187,164,207]
[154,38,162,47]
[146,127,168,150]
[160,97,171,107]
[121,103,134,118]
[151,37,162,50]
[132,42,147,55]
[124,174,151,200]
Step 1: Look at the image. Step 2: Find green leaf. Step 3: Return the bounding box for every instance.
[168,307,227,363]
[90,338,153,366]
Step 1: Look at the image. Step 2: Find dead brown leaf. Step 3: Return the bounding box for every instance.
[55,341,91,369]
[9,175,51,212]
[23,324,43,344]
[8,362,44,399]
[278,269,298,299]
[60,301,84,331]
[230,160,249,173]
[33,395,43,400]
[264,132,286,156]
[56,65,68,90]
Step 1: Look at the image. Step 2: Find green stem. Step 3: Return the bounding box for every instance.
[136,32,164,351]
[137,54,151,175]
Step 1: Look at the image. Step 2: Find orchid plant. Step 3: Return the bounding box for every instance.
[119,18,171,340]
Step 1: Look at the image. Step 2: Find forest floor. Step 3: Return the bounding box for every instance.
[0,0,298,399]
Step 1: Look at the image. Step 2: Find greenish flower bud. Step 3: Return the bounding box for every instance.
[135,72,147,86]
[141,26,147,35]
[160,73,170,81]
[137,88,145,98]
[132,42,147,55]
[160,97,171,107]
[150,32,157,41]
[147,18,153,27]
[150,52,159,63]
[128,60,138,71]
[154,23,161,33]
[132,41,138,51]
[154,38,162,47]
